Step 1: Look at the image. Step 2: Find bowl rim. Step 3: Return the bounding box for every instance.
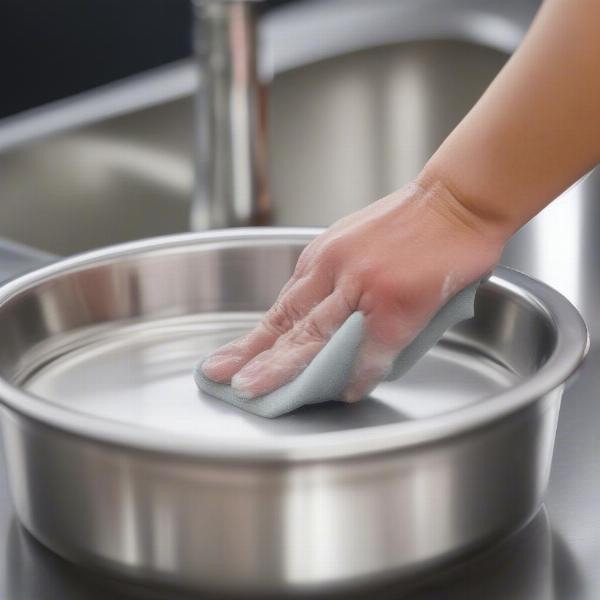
[0,228,589,462]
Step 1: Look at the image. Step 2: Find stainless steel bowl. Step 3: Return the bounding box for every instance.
[0,229,588,595]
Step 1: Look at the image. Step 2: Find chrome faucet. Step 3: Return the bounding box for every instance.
[192,0,269,229]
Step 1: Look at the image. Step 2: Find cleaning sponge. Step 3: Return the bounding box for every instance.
[194,280,481,418]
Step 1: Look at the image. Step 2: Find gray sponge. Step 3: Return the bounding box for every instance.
[194,280,480,418]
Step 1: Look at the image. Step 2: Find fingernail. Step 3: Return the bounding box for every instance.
[233,387,256,400]
[202,355,239,380]
[231,377,256,399]
[231,362,264,397]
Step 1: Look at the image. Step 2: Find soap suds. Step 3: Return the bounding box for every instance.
[441,271,458,303]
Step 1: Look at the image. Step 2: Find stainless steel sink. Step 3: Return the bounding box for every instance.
[0,37,507,249]
[0,0,598,340]
[0,32,510,249]
[0,97,195,255]
[268,39,507,224]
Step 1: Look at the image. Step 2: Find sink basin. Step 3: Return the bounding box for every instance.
[269,39,506,224]
[0,37,506,252]
[0,98,194,255]
[0,0,598,339]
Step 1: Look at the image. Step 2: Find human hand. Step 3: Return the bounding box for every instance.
[201,178,507,402]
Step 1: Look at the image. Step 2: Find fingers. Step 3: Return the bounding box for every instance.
[230,290,353,398]
[201,269,333,383]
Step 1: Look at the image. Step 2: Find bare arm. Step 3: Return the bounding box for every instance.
[202,0,600,402]
[422,0,600,234]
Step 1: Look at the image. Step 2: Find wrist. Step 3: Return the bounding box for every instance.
[416,163,518,246]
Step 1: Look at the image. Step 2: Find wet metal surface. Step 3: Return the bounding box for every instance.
[1,353,598,599]
[0,234,594,599]
[0,373,594,600]
[0,232,583,594]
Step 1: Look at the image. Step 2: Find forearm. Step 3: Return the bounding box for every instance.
[420,0,600,237]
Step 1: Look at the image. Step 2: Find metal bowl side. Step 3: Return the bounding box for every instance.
[0,229,588,593]
[0,229,588,461]
[0,387,562,594]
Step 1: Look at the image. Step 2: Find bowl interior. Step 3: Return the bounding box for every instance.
[0,234,558,441]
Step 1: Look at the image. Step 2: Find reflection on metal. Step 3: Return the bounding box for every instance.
[0,449,586,599]
[268,40,509,222]
[0,60,197,152]
[0,100,195,254]
[259,0,538,78]
[193,1,269,229]
[503,168,600,339]
[0,231,586,594]
[523,186,583,312]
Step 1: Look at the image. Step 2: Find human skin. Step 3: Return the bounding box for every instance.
[202,0,600,402]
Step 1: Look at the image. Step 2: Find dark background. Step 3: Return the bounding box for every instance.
[0,0,193,119]
[0,0,294,120]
